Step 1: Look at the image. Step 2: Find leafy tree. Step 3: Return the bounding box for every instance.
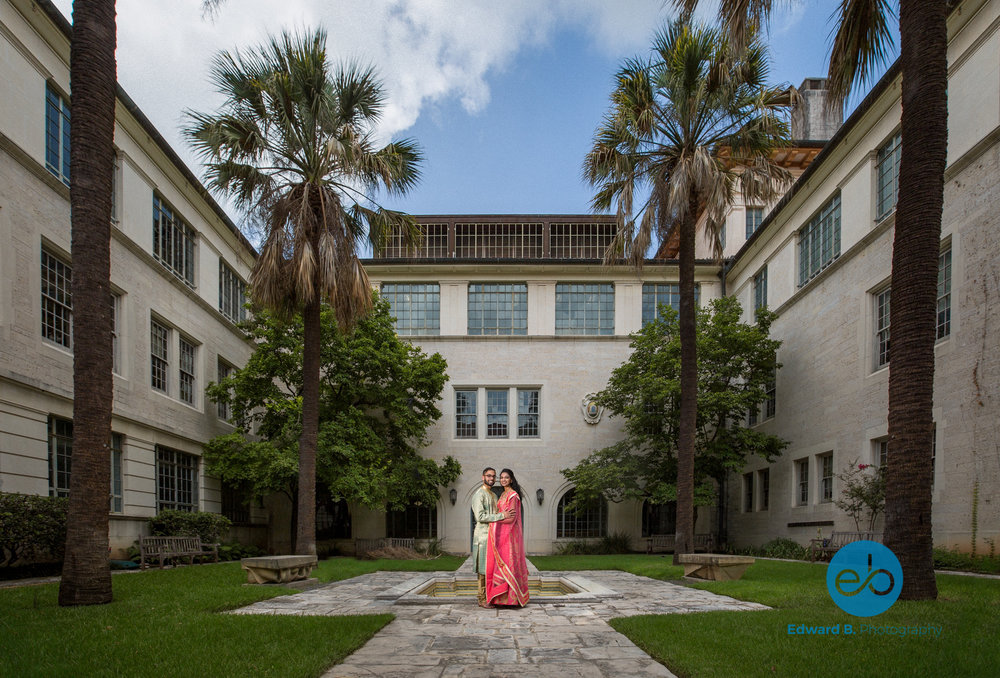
[584,20,790,559]
[562,297,786,518]
[186,29,423,556]
[204,297,459,540]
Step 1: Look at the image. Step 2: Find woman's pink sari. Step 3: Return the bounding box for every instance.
[486,490,529,606]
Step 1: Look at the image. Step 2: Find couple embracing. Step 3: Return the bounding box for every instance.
[471,467,529,608]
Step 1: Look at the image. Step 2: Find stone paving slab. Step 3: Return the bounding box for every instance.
[230,564,768,677]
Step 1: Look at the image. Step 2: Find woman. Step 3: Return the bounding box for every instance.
[485,468,530,607]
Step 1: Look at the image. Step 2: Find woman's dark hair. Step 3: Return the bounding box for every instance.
[498,468,524,501]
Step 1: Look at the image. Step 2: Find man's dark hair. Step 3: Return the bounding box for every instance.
[482,467,496,475]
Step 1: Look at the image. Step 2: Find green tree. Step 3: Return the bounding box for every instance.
[204,297,459,539]
[562,297,787,518]
[584,20,790,559]
[185,29,423,555]
[678,0,945,599]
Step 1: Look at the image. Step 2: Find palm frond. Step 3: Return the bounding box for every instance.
[827,0,896,107]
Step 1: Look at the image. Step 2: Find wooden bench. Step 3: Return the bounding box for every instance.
[139,536,219,570]
[241,555,317,584]
[645,533,714,554]
[355,537,415,555]
[677,554,755,581]
[808,531,883,561]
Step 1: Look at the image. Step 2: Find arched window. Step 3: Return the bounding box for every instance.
[556,489,607,538]
[386,503,437,539]
[641,500,676,537]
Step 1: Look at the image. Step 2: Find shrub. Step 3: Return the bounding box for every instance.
[600,531,633,554]
[0,493,68,567]
[733,538,810,561]
[217,542,264,562]
[555,532,633,556]
[933,547,1000,574]
[148,510,232,543]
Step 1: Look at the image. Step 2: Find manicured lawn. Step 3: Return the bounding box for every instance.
[537,555,1000,678]
[314,554,463,582]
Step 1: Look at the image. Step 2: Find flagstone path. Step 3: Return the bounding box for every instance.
[230,558,767,677]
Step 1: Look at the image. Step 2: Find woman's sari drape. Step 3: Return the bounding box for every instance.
[486,490,529,606]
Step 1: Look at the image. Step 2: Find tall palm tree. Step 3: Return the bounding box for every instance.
[585,20,790,561]
[678,0,944,600]
[59,0,117,607]
[185,29,422,555]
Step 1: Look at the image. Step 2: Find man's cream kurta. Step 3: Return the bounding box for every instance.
[471,486,505,574]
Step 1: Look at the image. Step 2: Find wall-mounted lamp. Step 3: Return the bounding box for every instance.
[536,488,544,506]
[449,488,457,506]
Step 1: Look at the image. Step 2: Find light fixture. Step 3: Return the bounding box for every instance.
[449,488,457,506]
[536,488,544,506]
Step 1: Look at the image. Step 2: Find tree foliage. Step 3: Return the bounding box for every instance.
[204,296,460,512]
[562,296,786,509]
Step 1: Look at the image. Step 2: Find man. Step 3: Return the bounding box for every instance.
[472,467,513,608]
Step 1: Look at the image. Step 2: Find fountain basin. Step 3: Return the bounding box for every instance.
[387,573,621,605]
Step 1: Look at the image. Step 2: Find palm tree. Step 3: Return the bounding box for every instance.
[185,29,422,555]
[59,0,117,607]
[584,20,790,561]
[678,0,944,600]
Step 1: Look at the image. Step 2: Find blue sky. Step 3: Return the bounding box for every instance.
[53,1,898,220]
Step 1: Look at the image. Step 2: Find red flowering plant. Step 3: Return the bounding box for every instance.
[834,458,887,531]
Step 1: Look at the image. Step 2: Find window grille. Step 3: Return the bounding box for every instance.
[798,194,841,286]
[48,416,73,497]
[455,390,477,438]
[150,320,169,393]
[556,489,607,538]
[743,473,754,512]
[156,446,198,512]
[41,249,72,348]
[875,288,891,369]
[45,84,70,185]
[379,223,451,258]
[468,283,527,335]
[745,207,764,239]
[380,283,440,335]
[486,389,508,438]
[386,504,437,538]
[555,283,615,335]
[219,261,247,323]
[217,360,233,420]
[758,469,770,511]
[153,195,196,286]
[641,283,701,325]
[549,222,616,259]
[517,389,539,438]
[937,247,952,339]
[764,372,776,419]
[820,454,834,502]
[876,133,901,221]
[641,500,675,537]
[455,222,543,258]
[797,459,809,505]
[179,337,196,405]
[110,293,121,374]
[754,267,768,315]
[110,433,123,513]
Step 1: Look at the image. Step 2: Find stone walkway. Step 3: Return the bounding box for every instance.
[230,559,767,677]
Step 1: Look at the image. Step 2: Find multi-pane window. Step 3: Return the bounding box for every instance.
[386,504,436,538]
[380,283,440,335]
[110,293,121,374]
[45,83,70,186]
[641,500,676,537]
[156,445,198,512]
[875,287,891,369]
[455,389,477,438]
[486,389,509,438]
[556,283,614,335]
[110,152,121,226]
[517,389,540,438]
[41,248,72,349]
[219,261,247,323]
[110,433,123,513]
[743,473,754,512]
[875,132,901,221]
[753,266,768,316]
[556,489,607,538]
[796,458,809,505]
[150,320,170,393]
[937,247,952,340]
[874,438,889,467]
[758,468,770,511]
[48,416,73,497]
[178,337,196,405]
[153,195,196,286]
[641,283,700,325]
[820,454,834,502]
[798,194,841,286]
[764,371,776,420]
[217,359,233,420]
[468,283,527,335]
[747,403,758,427]
[745,207,764,239]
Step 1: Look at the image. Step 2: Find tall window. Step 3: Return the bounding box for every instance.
[820,453,834,502]
[753,266,768,316]
[745,206,764,239]
[48,416,73,497]
[380,283,440,335]
[455,389,477,438]
[110,293,121,374]
[642,283,700,325]
[641,500,675,537]
[110,433,124,513]
[874,437,889,467]
[556,283,614,335]
[41,248,72,349]
[875,132,901,221]
[153,195,196,286]
[937,247,952,340]
[798,194,841,286]
[874,287,891,370]
[743,473,754,512]
[45,83,70,186]
[217,359,233,420]
[156,446,198,512]
[517,389,539,438]
[110,151,122,226]
[556,489,607,538]
[468,283,527,335]
[486,389,509,438]
[758,468,770,511]
[386,504,436,538]
[747,403,758,427]
[764,371,776,420]
[796,458,809,505]
[150,320,170,393]
[219,261,247,323]
[178,337,197,405]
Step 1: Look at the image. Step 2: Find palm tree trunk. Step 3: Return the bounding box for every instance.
[883,0,946,601]
[58,0,116,607]
[674,204,698,562]
[295,226,320,557]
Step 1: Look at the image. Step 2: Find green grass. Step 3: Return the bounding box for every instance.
[314,554,463,582]
[536,556,1000,678]
[0,561,397,678]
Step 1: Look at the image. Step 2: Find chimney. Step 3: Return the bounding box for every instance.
[790,78,842,142]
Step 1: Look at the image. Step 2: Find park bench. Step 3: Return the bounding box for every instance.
[645,533,714,554]
[808,531,882,561]
[139,535,219,570]
[354,537,415,555]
